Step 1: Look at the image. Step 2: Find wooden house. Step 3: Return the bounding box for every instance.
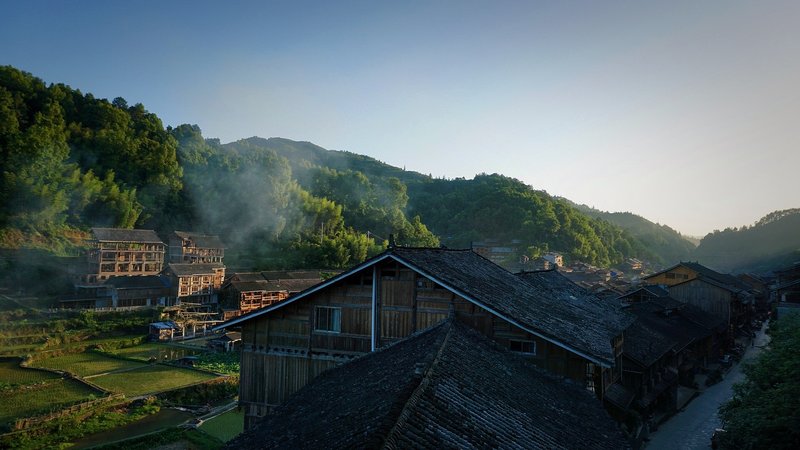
[169,231,225,264]
[644,261,753,330]
[165,263,225,305]
[606,287,724,428]
[216,247,632,427]
[79,228,165,285]
[220,271,327,320]
[773,262,800,318]
[225,319,629,448]
[104,275,171,308]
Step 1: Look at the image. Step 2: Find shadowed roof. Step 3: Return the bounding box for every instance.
[225,319,629,450]
[172,231,225,249]
[216,247,633,366]
[91,228,163,243]
[167,263,224,276]
[391,248,633,365]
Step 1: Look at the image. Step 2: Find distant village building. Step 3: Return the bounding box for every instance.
[543,251,564,267]
[225,319,629,449]
[169,231,225,264]
[470,240,518,265]
[149,321,182,341]
[220,271,326,320]
[79,228,166,285]
[164,263,225,306]
[216,247,632,428]
[104,275,171,308]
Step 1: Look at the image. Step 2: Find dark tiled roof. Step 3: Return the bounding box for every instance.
[228,272,268,282]
[678,303,727,332]
[168,263,224,276]
[623,321,675,368]
[605,382,636,410]
[173,231,225,249]
[91,228,163,243]
[104,275,169,289]
[226,320,628,450]
[260,270,329,281]
[393,248,633,365]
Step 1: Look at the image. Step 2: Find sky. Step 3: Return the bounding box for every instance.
[2,0,798,237]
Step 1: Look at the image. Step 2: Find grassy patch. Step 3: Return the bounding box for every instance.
[199,408,244,442]
[91,365,219,397]
[0,358,57,386]
[109,343,202,362]
[0,378,100,426]
[29,351,146,377]
[195,351,240,375]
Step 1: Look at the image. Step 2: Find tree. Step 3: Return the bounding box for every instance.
[718,314,800,449]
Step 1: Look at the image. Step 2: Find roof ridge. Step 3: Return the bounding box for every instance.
[381,320,454,449]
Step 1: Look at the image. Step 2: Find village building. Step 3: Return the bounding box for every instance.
[225,319,629,449]
[643,262,754,332]
[605,286,725,435]
[78,228,166,285]
[773,262,800,318]
[164,263,225,306]
[216,247,632,428]
[168,231,225,264]
[220,271,327,320]
[103,274,171,308]
[149,321,182,341]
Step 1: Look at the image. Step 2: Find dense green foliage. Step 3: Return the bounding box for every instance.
[5,65,794,272]
[406,174,647,267]
[569,202,696,265]
[692,209,800,272]
[718,314,800,449]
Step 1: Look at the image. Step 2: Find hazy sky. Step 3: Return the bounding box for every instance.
[2,0,798,236]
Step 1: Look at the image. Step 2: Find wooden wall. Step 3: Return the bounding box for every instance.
[645,266,697,287]
[669,279,732,325]
[239,259,604,427]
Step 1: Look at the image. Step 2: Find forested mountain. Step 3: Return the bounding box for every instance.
[2,65,795,273]
[566,202,696,265]
[691,209,800,273]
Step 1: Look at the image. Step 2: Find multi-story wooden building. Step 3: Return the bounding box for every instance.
[79,228,166,285]
[217,247,632,428]
[220,271,327,320]
[168,231,225,264]
[164,263,225,305]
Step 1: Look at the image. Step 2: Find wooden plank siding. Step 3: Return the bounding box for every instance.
[669,279,733,325]
[239,259,604,427]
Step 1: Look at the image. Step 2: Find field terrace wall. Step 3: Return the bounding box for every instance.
[219,247,633,428]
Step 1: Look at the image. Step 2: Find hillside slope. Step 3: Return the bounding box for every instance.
[692,209,800,273]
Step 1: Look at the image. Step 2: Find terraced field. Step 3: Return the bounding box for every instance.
[199,408,244,442]
[90,365,219,397]
[29,351,146,377]
[0,379,101,426]
[110,344,201,362]
[0,358,58,385]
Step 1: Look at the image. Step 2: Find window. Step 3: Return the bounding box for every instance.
[666,273,676,279]
[315,306,341,333]
[509,340,536,355]
[586,363,597,392]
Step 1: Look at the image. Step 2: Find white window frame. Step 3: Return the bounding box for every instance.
[315,306,342,333]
